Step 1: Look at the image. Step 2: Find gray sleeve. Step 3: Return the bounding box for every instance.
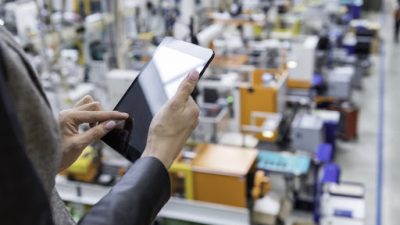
[78,157,171,225]
[51,190,76,225]
[0,42,54,225]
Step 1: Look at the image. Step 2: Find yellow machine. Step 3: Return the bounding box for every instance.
[239,69,287,142]
[271,17,302,39]
[169,161,194,200]
[74,0,97,16]
[63,146,100,183]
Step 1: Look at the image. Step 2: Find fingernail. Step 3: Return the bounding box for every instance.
[189,71,199,81]
[121,112,129,117]
[105,121,116,130]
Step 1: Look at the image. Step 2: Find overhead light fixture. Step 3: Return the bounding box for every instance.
[0,19,4,26]
[287,60,298,69]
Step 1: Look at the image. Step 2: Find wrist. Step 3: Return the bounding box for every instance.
[142,148,171,169]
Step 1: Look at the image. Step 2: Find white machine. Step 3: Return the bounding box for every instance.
[44,81,95,114]
[314,110,341,125]
[288,36,319,85]
[291,113,324,152]
[3,1,38,42]
[52,0,75,12]
[248,40,287,69]
[327,66,355,100]
[43,48,93,112]
[106,69,140,109]
[193,103,230,143]
[320,182,366,225]
[321,217,364,225]
[197,24,224,48]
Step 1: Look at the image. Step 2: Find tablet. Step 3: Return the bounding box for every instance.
[102,37,214,162]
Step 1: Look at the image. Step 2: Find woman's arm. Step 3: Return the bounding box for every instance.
[78,71,200,225]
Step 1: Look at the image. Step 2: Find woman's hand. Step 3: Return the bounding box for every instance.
[58,96,129,171]
[142,71,200,168]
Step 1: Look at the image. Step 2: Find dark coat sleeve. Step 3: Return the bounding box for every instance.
[78,157,171,225]
[0,45,54,225]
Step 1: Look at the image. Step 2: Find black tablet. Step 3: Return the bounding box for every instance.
[102,37,214,162]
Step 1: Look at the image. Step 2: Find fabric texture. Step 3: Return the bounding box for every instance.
[0,25,75,225]
[0,25,60,198]
[79,157,171,225]
[0,42,54,225]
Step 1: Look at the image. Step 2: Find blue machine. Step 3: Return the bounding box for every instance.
[315,110,340,151]
[315,163,342,223]
[316,143,334,164]
[321,163,341,184]
[257,150,311,176]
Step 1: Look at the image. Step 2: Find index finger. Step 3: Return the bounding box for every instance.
[70,111,129,124]
[172,71,199,105]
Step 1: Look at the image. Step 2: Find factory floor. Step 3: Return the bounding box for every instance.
[329,11,400,225]
[379,11,400,225]
[328,11,399,225]
[286,11,398,225]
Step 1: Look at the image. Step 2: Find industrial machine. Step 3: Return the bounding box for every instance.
[2,1,38,41]
[169,144,259,208]
[239,69,288,143]
[291,113,325,152]
[106,69,139,108]
[327,66,354,100]
[287,36,319,90]
[192,103,230,143]
[63,146,101,183]
[320,182,366,225]
[247,39,287,69]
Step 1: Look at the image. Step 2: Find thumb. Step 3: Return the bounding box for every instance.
[77,121,117,146]
[172,71,199,105]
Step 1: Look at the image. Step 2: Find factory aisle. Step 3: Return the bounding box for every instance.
[335,9,400,225]
[382,8,400,225]
[334,48,378,224]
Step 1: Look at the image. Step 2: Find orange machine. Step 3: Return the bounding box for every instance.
[191,144,258,208]
[287,79,312,89]
[211,54,249,69]
[239,69,287,142]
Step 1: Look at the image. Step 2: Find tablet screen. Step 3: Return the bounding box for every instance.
[102,38,214,162]
[154,46,206,98]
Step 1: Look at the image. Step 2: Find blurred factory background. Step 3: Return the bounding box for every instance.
[0,0,398,225]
